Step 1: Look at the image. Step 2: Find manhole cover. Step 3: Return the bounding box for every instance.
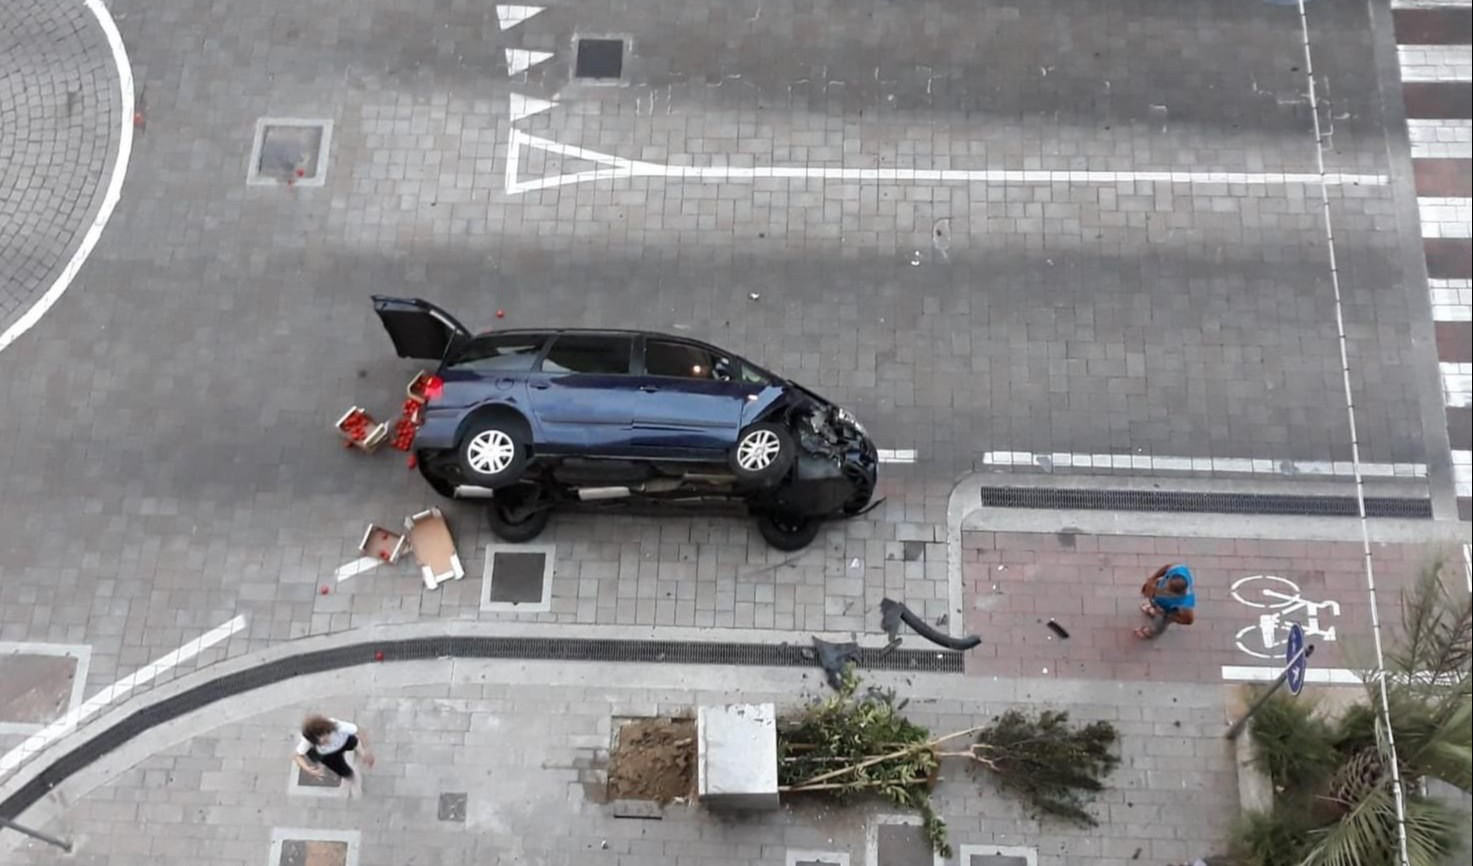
[248,119,333,186]
[575,38,625,79]
[482,547,553,611]
[279,839,348,866]
[295,765,341,788]
[0,653,77,727]
[438,792,467,822]
[876,823,933,866]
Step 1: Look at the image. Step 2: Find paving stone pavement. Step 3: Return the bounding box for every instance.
[0,0,1463,821]
[0,0,121,334]
[0,661,1240,866]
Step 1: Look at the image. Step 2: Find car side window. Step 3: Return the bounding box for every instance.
[644,340,725,380]
[738,362,770,386]
[445,333,549,371]
[540,334,632,375]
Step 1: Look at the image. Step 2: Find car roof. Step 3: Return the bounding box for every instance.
[471,328,781,379]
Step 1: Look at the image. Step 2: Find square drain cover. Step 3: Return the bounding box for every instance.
[248,118,333,186]
[876,823,933,866]
[0,653,79,729]
[575,38,624,79]
[481,544,554,611]
[279,839,348,866]
[438,792,467,822]
[296,765,341,788]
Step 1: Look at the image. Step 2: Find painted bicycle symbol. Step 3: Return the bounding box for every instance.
[1231,575,1340,659]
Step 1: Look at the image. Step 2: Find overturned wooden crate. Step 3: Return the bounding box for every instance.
[358,524,408,564]
[405,507,464,590]
[335,406,388,453]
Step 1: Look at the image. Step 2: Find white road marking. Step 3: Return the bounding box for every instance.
[1392,0,1473,8]
[505,48,553,75]
[1397,44,1473,83]
[1419,196,1473,238]
[0,615,247,776]
[1443,361,1472,407]
[1409,119,1473,160]
[509,93,557,122]
[335,556,383,582]
[1454,450,1471,497]
[1231,574,1340,660]
[1430,279,1473,321]
[876,448,917,464]
[495,5,544,30]
[1221,665,1362,685]
[503,128,1390,196]
[979,449,1428,479]
[0,0,135,355]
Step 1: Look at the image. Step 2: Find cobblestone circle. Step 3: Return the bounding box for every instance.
[0,0,120,334]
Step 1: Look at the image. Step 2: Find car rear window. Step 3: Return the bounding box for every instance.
[540,334,632,375]
[445,333,549,372]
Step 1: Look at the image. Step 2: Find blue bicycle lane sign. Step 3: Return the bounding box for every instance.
[1285,621,1308,696]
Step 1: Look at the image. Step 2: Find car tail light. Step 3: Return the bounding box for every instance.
[424,375,444,401]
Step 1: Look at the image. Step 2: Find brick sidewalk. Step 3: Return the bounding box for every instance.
[963,531,1452,683]
[1,661,1237,866]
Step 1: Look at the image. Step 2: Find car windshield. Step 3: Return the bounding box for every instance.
[445,333,549,371]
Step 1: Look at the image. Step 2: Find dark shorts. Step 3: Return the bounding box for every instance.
[307,734,359,779]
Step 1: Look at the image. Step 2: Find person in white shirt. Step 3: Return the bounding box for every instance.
[291,714,375,783]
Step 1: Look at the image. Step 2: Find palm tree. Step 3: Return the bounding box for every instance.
[1234,554,1472,866]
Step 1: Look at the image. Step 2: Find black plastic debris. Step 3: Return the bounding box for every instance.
[1047,620,1070,639]
[812,637,861,690]
[880,598,981,651]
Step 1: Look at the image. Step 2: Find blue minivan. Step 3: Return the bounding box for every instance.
[372,296,879,549]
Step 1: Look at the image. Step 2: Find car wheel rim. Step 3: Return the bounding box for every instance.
[737,429,782,471]
[466,430,516,475]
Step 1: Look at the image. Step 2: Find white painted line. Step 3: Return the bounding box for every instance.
[509,93,558,122]
[0,615,247,776]
[1392,0,1473,8]
[1419,196,1473,238]
[495,4,544,30]
[503,128,1390,196]
[1429,279,1473,321]
[0,0,134,355]
[876,448,917,464]
[1443,362,1472,407]
[1454,450,1471,497]
[335,556,383,583]
[980,450,1427,479]
[1221,665,1363,685]
[1398,44,1473,83]
[1409,119,1473,160]
[505,48,553,75]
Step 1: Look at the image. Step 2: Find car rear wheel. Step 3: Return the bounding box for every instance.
[755,511,821,551]
[729,422,795,485]
[457,419,529,487]
[485,484,552,543]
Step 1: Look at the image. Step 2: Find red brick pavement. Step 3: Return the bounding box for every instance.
[962,531,1457,684]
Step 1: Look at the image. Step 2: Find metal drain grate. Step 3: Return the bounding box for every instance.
[0,637,960,818]
[978,486,1433,519]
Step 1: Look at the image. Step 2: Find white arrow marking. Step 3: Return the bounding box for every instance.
[496,5,544,30]
[505,48,554,75]
[503,128,1392,196]
[335,556,384,582]
[509,93,558,122]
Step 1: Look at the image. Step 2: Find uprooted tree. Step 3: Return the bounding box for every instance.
[776,668,1120,855]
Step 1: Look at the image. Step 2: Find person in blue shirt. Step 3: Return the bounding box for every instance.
[1135,563,1196,640]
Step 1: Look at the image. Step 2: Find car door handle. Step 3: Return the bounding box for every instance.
[530,382,550,390]
[638,385,659,393]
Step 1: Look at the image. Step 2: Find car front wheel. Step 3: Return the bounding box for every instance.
[755,511,821,551]
[729,422,795,485]
[457,420,529,487]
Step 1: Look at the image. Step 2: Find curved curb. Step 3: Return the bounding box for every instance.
[0,0,134,354]
[0,619,960,824]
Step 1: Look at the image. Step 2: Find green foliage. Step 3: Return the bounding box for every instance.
[777,668,950,856]
[1247,689,1337,796]
[1229,809,1315,866]
[972,709,1120,827]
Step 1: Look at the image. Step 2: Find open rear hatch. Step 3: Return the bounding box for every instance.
[371,295,473,363]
